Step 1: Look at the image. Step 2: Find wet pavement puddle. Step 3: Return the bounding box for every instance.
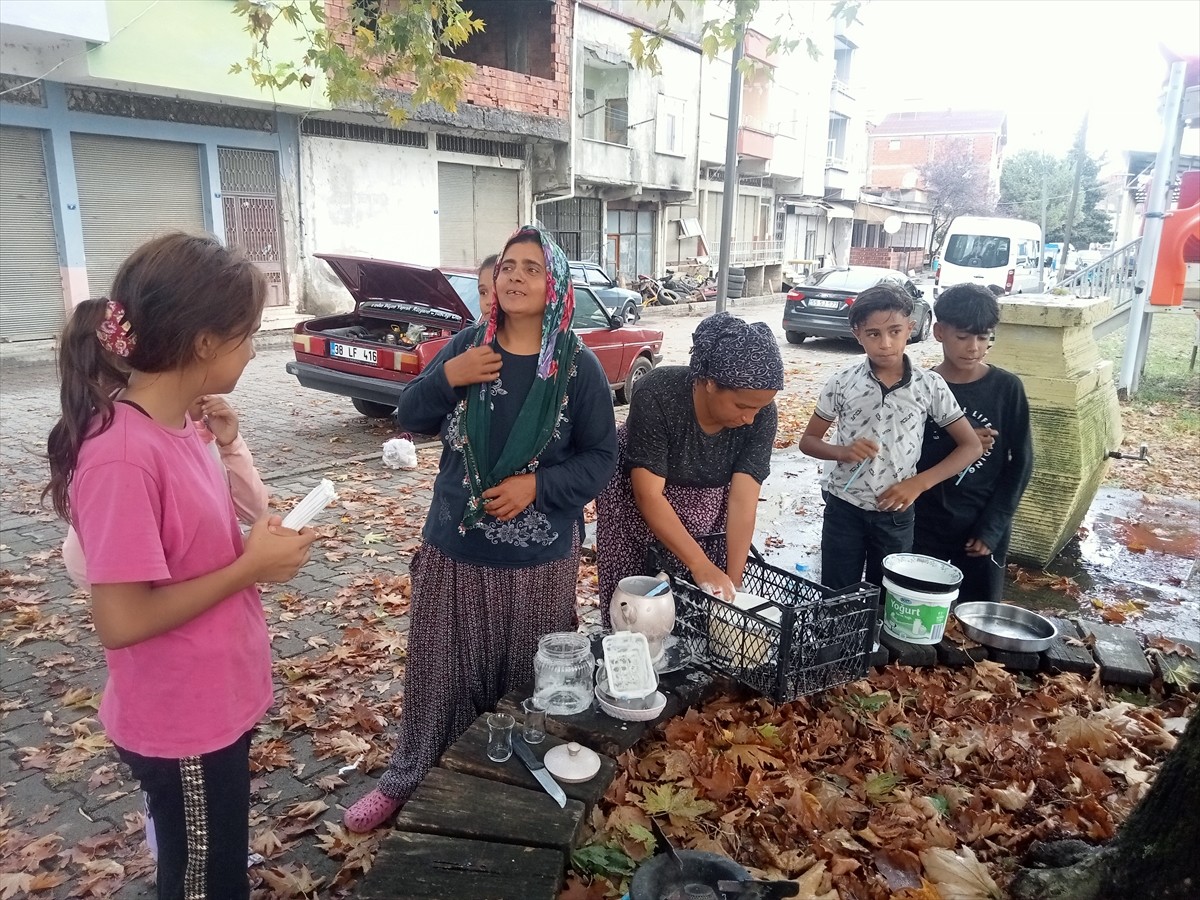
[754,451,1198,641]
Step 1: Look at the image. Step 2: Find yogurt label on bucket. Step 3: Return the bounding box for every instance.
[883,591,949,643]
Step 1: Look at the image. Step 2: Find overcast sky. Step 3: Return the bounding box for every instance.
[851,0,1200,165]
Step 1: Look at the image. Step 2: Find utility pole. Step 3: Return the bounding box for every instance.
[1120,61,1188,398]
[715,26,744,314]
[1058,113,1088,275]
[1038,149,1048,292]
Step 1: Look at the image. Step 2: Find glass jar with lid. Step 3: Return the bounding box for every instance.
[533,632,595,715]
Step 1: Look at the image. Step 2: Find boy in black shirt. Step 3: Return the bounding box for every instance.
[914,284,1034,603]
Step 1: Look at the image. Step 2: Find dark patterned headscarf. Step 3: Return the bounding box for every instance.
[457,225,582,531]
[689,312,784,390]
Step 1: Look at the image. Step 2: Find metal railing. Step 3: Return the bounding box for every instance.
[1055,239,1140,338]
[725,239,784,266]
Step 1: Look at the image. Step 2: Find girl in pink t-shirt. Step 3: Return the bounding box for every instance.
[62,394,269,590]
[45,233,317,900]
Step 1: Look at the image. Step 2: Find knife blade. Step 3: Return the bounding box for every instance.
[510,735,567,808]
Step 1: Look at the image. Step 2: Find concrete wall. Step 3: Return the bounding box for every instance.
[299,135,530,313]
[300,137,439,313]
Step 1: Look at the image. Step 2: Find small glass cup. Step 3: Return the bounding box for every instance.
[486,712,515,762]
[521,697,547,745]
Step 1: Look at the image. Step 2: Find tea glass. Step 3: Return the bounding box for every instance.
[486,712,515,762]
[521,697,547,744]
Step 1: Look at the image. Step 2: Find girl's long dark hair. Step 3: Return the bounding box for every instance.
[45,232,265,522]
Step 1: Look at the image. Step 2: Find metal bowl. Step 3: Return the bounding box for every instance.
[953,602,1058,653]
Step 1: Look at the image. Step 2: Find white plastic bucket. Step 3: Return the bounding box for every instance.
[881,554,962,645]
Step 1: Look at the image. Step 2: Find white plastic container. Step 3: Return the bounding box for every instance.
[600,632,658,700]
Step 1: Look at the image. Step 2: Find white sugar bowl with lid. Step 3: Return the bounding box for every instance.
[544,742,602,783]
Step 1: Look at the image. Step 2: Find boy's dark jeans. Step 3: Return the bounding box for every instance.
[820,491,915,591]
[913,528,1009,604]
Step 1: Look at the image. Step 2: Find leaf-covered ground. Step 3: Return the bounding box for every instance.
[563,665,1193,900]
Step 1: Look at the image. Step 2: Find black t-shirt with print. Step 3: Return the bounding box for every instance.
[914,365,1033,549]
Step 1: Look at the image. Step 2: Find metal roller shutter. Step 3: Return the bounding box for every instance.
[473,167,520,261]
[0,127,65,341]
[71,134,205,297]
[438,163,475,268]
[438,163,521,268]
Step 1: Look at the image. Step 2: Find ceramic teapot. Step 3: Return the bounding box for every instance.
[609,575,675,664]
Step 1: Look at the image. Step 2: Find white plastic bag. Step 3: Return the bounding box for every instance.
[382,436,418,470]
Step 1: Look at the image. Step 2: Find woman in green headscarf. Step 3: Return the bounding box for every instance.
[344,226,618,832]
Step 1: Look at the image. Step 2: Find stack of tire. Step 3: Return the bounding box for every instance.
[725,267,746,300]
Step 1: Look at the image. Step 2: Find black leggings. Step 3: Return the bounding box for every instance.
[116,730,253,900]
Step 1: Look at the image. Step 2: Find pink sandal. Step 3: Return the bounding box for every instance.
[344,788,404,833]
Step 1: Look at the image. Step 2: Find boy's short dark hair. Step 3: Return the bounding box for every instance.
[477,254,499,278]
[848,281,913,330]
[934,283,1000,333]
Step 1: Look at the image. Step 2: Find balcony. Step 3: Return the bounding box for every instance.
[825,160,853,193]
[728,239,784,266]
[737,126,774,161]
[829,78,856,118]
[743,30,778,67]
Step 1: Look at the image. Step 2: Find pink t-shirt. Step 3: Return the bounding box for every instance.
[70,403,272,758]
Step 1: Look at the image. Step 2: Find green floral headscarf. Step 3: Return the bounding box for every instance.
[457,225,581,531]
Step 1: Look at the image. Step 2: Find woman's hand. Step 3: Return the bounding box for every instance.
[242,515,318,582]
[443,345,503,387]
[482,474,536,521]
[198,395,240,447]
[695,560,737,602]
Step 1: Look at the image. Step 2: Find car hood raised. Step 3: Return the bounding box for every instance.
[317,253,474,325]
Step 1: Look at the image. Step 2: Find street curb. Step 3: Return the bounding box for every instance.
[637,292,785,321]
[0,327,298,371]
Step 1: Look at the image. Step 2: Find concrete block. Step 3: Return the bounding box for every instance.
[868,645,891,669]
[1075,619,1153,687]
[936,636,989,668]
[990,648,1042,671]
[879,631,936,667]
[1040,618,1096,676]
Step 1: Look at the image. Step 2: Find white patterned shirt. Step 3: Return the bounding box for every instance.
[815,356,964,511]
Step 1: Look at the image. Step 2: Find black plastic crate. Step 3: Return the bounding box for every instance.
[647,535,878,703]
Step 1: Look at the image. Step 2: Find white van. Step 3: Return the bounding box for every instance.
[935,216,1043,297]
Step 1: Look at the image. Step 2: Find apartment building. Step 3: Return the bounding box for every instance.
[866,108,1008,195]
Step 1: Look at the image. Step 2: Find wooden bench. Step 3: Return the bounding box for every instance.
[353,663,730,899]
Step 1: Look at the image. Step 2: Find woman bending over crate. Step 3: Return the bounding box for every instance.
[596,312,783,619]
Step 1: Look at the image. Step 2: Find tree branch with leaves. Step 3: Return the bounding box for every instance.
[231,0,863,121]
[921,139,997,251]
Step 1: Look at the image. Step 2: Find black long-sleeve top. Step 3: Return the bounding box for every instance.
[398,325,618,567]
[914,365,1034,550]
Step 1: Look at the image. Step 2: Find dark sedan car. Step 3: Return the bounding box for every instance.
[568,261,642,324]
[782,266,932,345]
[286,254,664,418]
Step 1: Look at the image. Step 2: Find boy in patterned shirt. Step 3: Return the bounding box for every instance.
[800,283,983,590]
